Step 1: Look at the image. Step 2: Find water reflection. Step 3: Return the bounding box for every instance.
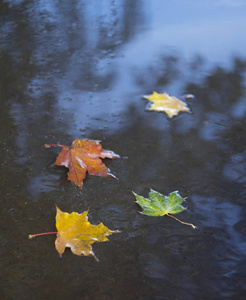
[1,0,246,299]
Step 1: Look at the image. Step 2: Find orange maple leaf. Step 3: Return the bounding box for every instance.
[45,139,120,189]
[55,206,119,261]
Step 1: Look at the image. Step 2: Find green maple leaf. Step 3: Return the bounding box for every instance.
[133,189,196,229]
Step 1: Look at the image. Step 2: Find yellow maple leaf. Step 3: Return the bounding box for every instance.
[143,91,190,118]
[55,206,119,261]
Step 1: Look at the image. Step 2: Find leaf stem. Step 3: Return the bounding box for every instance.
[167,214,196,229]
[29,232,58,239]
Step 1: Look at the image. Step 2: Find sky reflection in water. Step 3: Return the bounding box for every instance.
[1,0,246,299]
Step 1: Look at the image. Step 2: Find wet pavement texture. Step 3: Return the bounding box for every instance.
[1,0,246,299]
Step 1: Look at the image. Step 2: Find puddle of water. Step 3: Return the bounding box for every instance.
[1,0,246,299]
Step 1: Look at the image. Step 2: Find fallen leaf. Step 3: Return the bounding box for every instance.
[55,206,119,260]
[45,139,120,189]
[143,91,190,118]
[133,189,196,228]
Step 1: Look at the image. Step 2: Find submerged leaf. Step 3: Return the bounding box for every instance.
[133,189,196,228]
[143,91,190,118]
[55,206,119,260]
[45,138,120,189]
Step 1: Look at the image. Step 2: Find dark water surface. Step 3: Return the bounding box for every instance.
[1,0,246,299]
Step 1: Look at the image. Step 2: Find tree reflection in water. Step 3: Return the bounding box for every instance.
[1,0,246,299]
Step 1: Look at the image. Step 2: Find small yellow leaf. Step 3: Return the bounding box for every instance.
[144,91,190,118]
[55,206,119,261]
